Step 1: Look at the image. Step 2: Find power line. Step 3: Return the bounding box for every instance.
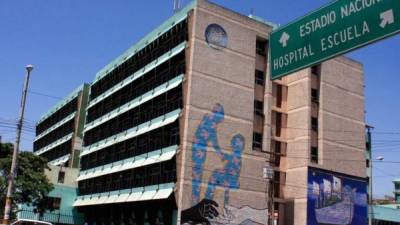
[0,124,35,131]
[28,90,62,100]
[373,166,400,179]
[0,118,35,126]
[0,120,35,129]
[0,125,35,132]
[187,117,400,136]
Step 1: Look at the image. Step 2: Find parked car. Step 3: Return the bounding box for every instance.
[10,219,53,225]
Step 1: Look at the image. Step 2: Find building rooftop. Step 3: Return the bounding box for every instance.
[93,0,278,84]
[378,204,400,209]
[373,204,400,222]
[93,0,197,83]
[248,14,278,30]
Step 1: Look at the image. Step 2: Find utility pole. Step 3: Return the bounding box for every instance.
[366,125,384,225]
[264,166,274,225]
[366,125,373,225]
[2,65,33,225]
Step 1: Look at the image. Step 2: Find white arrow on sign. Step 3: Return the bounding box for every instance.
[380,9,394,28]
[279,32,290,47]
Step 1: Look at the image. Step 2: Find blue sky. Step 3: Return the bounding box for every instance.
[0,0,399,197]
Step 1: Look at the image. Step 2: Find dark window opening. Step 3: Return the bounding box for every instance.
[276,84,283,108]
[81,121,180,170]
[273,171,286,198]
[84,86,182,146]
[39,140,72,163]
[34,120,75,151]
[311,147,318,164]
[275,112,282,137]
[254,100,264,116]
[273,153,281,167]
[58,171,65,183]
[311,88,319,103]
[78,158,176,196]
[147,164,161,186]
[252,132,262,150]
[36,98,78,136]
[86,52,185,123]
[256,39,267,56]
[311,117,318,132]
[311,65,320,76]
[274,140,281,154]
[46,197,61,210]
[89,19,188,100]
[255,70,265,86]
[274,171,286,185]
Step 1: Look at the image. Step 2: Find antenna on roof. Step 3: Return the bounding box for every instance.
[173,0,181,13]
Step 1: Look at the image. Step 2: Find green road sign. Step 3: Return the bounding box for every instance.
[270,0,400,80]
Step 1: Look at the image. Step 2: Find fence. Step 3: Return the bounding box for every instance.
[17,209,84,225]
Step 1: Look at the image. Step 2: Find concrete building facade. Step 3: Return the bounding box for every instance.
[30,84,90,224]
[68,1,368,225]
[34,84,90,168]
[274,57,367,225]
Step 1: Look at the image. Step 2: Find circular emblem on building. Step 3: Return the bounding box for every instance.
[205,24,228,50]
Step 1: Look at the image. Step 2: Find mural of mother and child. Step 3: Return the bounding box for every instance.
[181,104,268,225]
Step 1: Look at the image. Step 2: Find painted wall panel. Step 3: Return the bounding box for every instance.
[307,168,368,225]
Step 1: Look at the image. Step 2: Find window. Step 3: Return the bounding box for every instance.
[273,171,286,198]
[162,160,176,183]
[275,112,282,137]
[134,169,145,187]
[256,39,267,56]
[311,117,318,131]
[311,88,319,103]
[276,84,283,108]
[311,147,318,163]
[274,171,286,185]
[274,140,280,154]
[366,159,370,168]
[47,197,61,210]
[255,70,265,86]
[122,171,132,189]
[57,171,65,183]
[147,165,161,185]
[254,100,264,116]
[170,126,180,146]
[311,65,320,75]
[252,132,262,150]
[89,20,188,101]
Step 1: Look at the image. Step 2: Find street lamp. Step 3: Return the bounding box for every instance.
[2,65,33,225]
[26,64,33,73]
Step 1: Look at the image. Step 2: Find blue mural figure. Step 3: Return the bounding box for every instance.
[205,134,244,206]
[191,104,224,205]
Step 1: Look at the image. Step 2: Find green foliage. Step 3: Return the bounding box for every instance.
[0,143,53,216]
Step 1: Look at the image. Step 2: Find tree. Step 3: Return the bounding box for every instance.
[0,143,53,217]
